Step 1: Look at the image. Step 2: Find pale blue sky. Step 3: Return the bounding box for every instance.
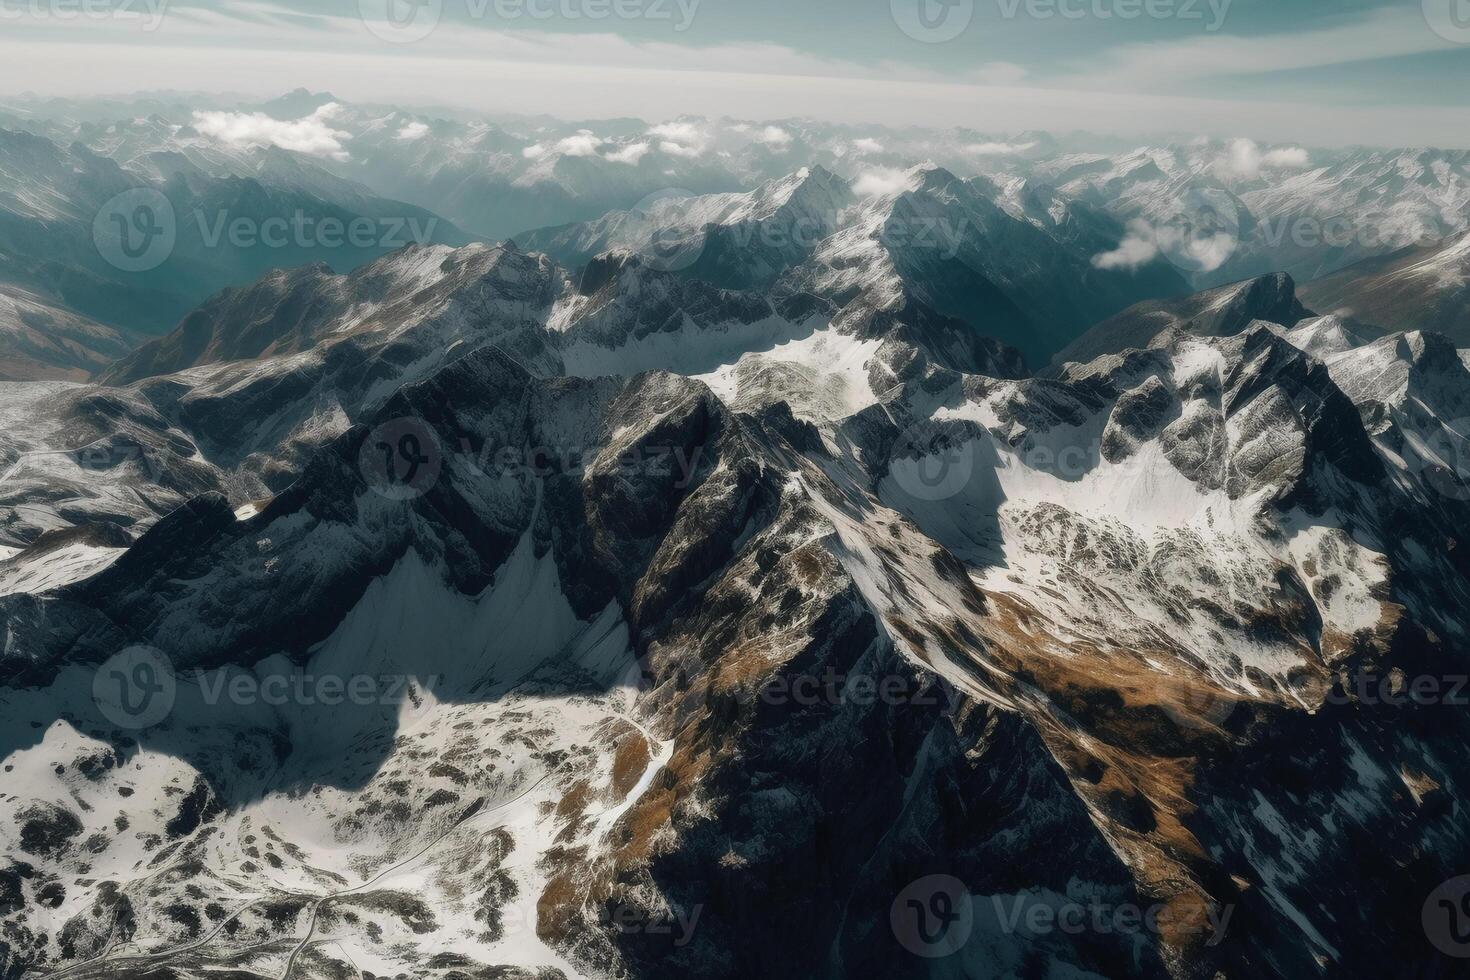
[3,0,1469,142]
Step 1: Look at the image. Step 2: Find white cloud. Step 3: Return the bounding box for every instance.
[554,131,605,157]
[851,137,884,154]
[604,141,650,165]
[1217,137,1264,180]
[1263,146,1311,169]
[659,140,704,158]
[755,125,792,149]
[191,103,350,160]
[522,131,606,160]
[965,141,1037,156]
[648,121,708,158]
[1214,139,1308,181]
[852,167,914,197]
[395,120,429,141]
[648,121,704,142]
[1092,219,1160,270]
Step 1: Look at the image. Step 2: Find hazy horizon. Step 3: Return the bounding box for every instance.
[5,0,1470,144]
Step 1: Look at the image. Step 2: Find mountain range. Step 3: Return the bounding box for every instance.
[0,94,1468,980]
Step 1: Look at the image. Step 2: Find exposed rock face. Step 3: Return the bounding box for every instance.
[0,225,1467,979]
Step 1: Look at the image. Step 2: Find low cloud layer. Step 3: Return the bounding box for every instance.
[192,103,349,160]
